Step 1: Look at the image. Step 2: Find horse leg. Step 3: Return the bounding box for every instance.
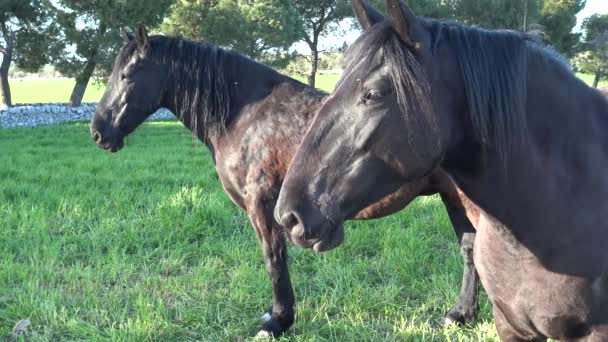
[440,193,480,326]
[248,200,295,337]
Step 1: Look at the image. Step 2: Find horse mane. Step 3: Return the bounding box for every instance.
[341,22,435,147]
[342,18,568,160]
[119,35,290,138]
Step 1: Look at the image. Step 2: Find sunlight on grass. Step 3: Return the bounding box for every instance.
[3,72,604,105]
[0,122,499,340]
[6,79,106,104]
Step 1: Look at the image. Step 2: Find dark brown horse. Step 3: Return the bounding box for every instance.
[276,1,608,341]
[89,25,480,337]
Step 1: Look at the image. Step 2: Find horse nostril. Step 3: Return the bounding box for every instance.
[280,212,299,231]
[91,130,102,144]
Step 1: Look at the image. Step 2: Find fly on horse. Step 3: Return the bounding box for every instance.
[89,25,481,337]
[276,0,608,340]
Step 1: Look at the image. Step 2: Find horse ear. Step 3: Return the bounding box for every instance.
[135,23,149,54]
[384,0,418,46]
[352,0,384,30]
[122,28,134,44]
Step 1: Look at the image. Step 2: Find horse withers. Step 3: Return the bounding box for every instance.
[89,25,481,337]
[276,0,608,340]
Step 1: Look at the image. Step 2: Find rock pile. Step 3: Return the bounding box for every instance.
[0,103,174,128]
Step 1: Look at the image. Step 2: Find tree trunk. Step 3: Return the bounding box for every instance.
[522,0,528,32]
[0,31,15,107]
[69,59,97,107]
[308,47,319,88]
[593,71,601,89]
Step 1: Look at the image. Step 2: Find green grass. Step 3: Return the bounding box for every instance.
[576,73,608,89]
[0,122,499,341]
[6,79,107,104]
[4,72,605,105]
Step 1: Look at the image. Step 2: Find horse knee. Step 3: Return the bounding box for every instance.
[460,232,475,264]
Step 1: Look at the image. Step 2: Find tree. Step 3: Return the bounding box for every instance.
[292,0,352,88]
[574,14,608,88]
[451,0,543,31]
[0,0,53,106]
[540,0,586,56]
[52,0,173,107]
[368,0,453,19]
[161,0,300,61]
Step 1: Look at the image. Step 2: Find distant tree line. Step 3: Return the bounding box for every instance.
[1,0,607,107]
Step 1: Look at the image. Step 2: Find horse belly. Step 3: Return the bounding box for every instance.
[475,213,593,339]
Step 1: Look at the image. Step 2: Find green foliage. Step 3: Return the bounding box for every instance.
[368,0,454,19]
[52,0,173,81]
[540,0,586,56]
[0,1,57,105]
[13,28,53,73]
[291,0,352,87]
[161,0,300,60]
[292,0,352,40]
[368,0,543,29]
[453,0,543,31]
[582,13,608,45]
[574,13,608,87]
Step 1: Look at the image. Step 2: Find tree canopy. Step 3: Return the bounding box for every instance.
[574,13,608,88]
[51,0,173,106]
[291,0,352,87]
[161,0,300,61]
[540,0,586,56]
[0,0,55,106]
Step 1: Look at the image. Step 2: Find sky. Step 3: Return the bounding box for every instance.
[575,0,608,31]
[294,0,608,55]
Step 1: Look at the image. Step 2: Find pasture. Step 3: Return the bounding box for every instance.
[1,122,501,340]
[4,72,605,104]
[3,74,340,105]
[2,68,600,340]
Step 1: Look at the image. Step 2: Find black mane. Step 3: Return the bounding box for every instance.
[342,19,568,159]
[116,35,306,137]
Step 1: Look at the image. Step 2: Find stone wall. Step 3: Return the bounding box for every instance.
[0,103,175,128]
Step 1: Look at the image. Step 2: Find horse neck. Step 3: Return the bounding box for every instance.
[159,45,286,145]
[442,40,608,238]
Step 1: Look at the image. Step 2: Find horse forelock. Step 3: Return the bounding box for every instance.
[339,22,436,138]
[340,18,547,162]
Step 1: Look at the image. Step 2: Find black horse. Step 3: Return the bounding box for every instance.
[90,25,481,337]
[276,0,608,340]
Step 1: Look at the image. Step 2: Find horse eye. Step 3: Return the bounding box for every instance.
[363,90,381,104]
[120,73,126,80]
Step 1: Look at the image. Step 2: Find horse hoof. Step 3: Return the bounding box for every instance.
[255,330,272,339]
[441,308,475,327]
[257,312,289,338]
[441,316,459,327]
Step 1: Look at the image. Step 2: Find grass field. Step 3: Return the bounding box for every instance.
[6,79,107,104]
[5,72,605,104]
[1,122,503,341]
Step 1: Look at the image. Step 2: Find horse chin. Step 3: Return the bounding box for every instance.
[312,223,345,253]
[110,139,125,153]
[97,137,125,153]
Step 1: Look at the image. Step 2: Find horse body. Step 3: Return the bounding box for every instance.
[89,27,480,337]
[275,1,608,340]
[453,53,608,340]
